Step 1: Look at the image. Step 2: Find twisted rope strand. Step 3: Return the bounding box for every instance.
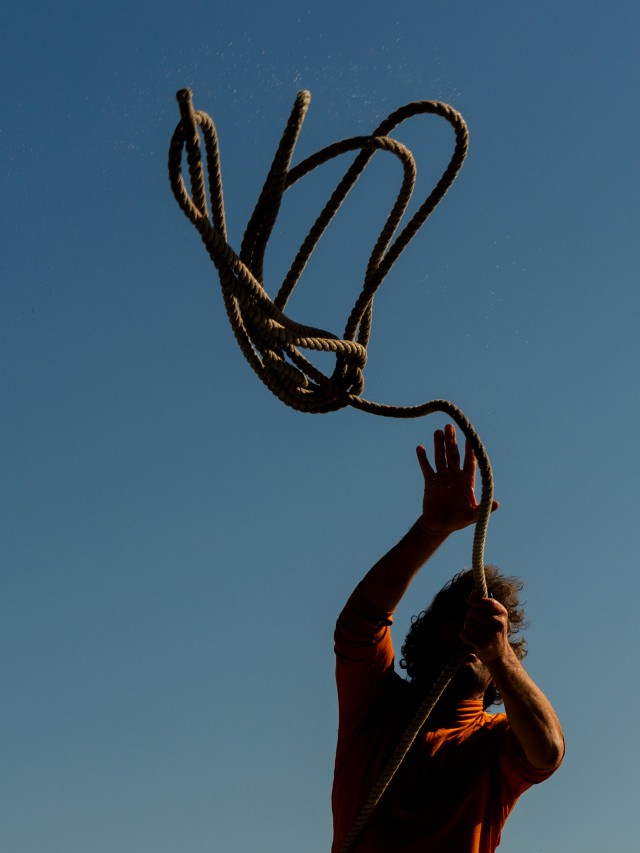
[168,88,469,413]
[168,89,493,851]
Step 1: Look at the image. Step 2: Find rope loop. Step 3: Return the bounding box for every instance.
[168,88,469,415]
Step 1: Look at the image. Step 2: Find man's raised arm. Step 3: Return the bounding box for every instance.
[357,424,498,612]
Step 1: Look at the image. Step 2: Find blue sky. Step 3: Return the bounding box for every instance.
[2,2,639,851]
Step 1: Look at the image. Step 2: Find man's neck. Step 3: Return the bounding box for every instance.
[424,696,485,729]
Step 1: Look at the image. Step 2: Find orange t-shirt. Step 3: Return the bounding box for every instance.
[332,586,561,853]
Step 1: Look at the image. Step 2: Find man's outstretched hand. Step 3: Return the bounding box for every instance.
[416,424,498,536]
[354,424,499,613]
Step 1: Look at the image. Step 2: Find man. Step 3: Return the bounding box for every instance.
[332,424,564,853]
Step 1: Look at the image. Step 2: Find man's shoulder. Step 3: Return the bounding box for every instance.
[337,584,395,627]
[335,584,395,649]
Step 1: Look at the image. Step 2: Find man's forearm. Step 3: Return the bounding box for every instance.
[357,520,448,613]
[488,649,564,771]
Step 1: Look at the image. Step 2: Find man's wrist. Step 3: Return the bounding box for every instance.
[415,516,449,540]
[480,641,519,678]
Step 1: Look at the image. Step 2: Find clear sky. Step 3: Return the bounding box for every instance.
[2,2,638,851]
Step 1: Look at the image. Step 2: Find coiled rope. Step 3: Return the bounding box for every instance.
[168,89,494,852]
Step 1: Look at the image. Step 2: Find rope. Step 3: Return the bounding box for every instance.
[167,89,494,852]
[168,88,469,414]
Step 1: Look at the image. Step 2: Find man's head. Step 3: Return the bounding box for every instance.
[399,565,527,709]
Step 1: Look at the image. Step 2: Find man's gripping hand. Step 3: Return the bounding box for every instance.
[416,424,499,536]
[460,592,511,664]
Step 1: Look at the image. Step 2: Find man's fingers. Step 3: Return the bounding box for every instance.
[465,595,508,622]
[416,445,434,478]
[433,429,447,472]
[444,424,461,469]
[462,438,477,480]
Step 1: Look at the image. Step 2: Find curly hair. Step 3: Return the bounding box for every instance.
[399,565,527,709]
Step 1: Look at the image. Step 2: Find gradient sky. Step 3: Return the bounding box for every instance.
[3,2,639,851]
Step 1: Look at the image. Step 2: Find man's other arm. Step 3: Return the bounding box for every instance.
[462,594,565,771]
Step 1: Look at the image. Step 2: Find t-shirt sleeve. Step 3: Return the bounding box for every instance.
[493,713,565,797]
[335,584,394,662]
[334,584,396,729]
